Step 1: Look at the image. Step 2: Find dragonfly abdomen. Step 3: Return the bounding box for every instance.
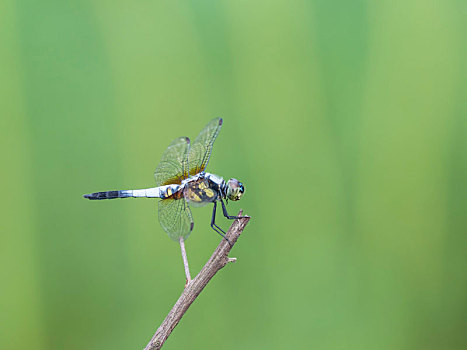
[83,187,165,200]
[83,190,131,200]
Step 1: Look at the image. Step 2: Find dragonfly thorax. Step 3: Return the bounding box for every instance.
[181,172,226,207]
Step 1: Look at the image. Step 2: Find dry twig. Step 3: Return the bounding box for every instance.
[144,210,250,350]
[179,237,191,282]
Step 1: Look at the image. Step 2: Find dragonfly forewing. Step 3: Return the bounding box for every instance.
[188,117,222,176]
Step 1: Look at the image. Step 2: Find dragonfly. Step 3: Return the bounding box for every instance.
[83,117,245,244]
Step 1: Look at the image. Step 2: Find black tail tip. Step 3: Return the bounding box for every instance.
[83,193,93,199]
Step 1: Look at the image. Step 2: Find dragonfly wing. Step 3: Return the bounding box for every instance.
[154,137,190,186]
[158,198,194,241]
[188,117,223,175]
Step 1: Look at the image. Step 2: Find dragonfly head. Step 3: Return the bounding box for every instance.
[226,178,245,201]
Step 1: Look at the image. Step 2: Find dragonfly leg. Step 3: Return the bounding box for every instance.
[220,199,247,220]
[211,201,232,246]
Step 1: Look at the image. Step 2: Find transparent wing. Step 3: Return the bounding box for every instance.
[154,137,190,186]
[188,117,223,175]
[158,198,194,241]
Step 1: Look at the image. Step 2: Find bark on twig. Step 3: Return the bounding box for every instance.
[144,210,250,350]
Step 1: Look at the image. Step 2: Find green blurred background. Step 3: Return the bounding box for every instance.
[1,0,466,349]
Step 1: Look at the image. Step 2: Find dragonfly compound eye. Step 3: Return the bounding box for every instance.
[227,178,244,201]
